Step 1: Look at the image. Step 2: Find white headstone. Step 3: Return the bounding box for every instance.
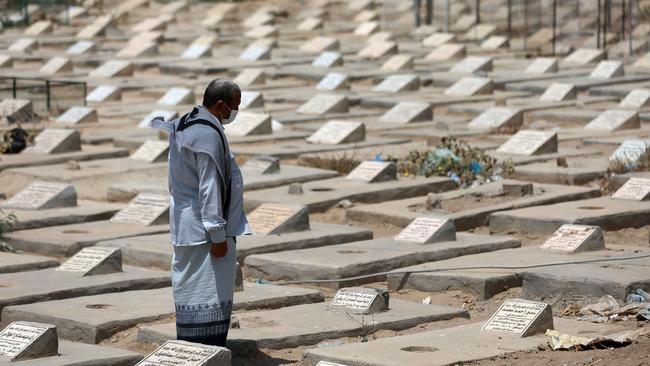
[316,72,349,91]
[0,322,58,361]
[0,98,34,123]
[8,38,37,53]
[224,112,272,136]
[131,15,172,33]
[243,11,274,28]
[89,60,133,78]
[524,57,559,74]
[394,217,456,244]
[468,107,523,133]
[422,32,455,47]
[540,224,605,253]
[620,89,650,109]
[130,140,169,163]
[136,340,231,366]
[464,24,496,41]
[138,110,178,128]
[481,35,509,50]
[306,120,365,145]
[39,57,72,75]
[496,130,558,156]
[239,45,271,61]
[317,362,348,366]
[564,48,606,65]
[181,44,211,59]
[117,41,158,58]
[329,287,388,315]
[56,247,122,276]
[244,25,278,39]
[23,128,81,154]
[589,60,624,79]
[346,161,396,183]
[24,20,52,36]
[76,14,113,39]
[234,69,265,86]
[0,55,13,68]
[110,193,169,226]
[357,41,397,59]
[444,77,493,97]
[373,74,419,93]
[353,21,379,36]
[300,36,339,54]
[482,299,553,337]
[378,101,432,124]
[66,40,96,55]
[366,32,393,46]
[450,56,493,74]
[2,181,76,210]
[426,43,466,61]
[241,156,280,174]
[381,54,413,72]
[56,106,97,125]
[312,51,343,68]
[609,140,650,165]
[354,10,378,22]
[247,203,310,235]
[86,85,121,103]
[584,109,640,131]
[240,91,264,109]
[158,87,194,106]
[612,177,650,201]
[297,17,323,31]
[539,83,576,102]
[297,94,349,115]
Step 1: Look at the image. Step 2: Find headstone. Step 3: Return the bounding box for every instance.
[329,287,389,315]
[619,89,650,109]
[297,94,349,115]
[564,48,606,65]
[525,57,559,74]
[481,35,509,50]
[23,129,81,154]
[317,362,348,366]
[381,55,413,72]
[158,88,194,106]
[422,32,455,47]
[316,72,349,91]
[297,17,323,31]
[243,12,274,28]
[66,40,96,55]
[224,112,272,136]
[354,10,378,22]
[130,140,169,163]
[482,299,554,337]
[110,193,170,226]
[240,91,264,109]
[202,3,235,28]
[131,15,172,33]
[89,60,134,78]
[463,24,496,41]
[234,69,265,86]
[138,110,178,128]
[306,120,365,145]
[373,74,419,93]
[426,43,466,61]
[539,83,576,102]
[24,20,52,36]
[301,36,339,54]
[8,38,37,53]
[612,177,650,201]
[348,0,374,12]
[86,85,121,103]
[468,107,523,133]
[56,247,122,276]
[0,98,34,123]
[366,32,392,44]
[444,77,493,97]
[496,130,558,156]
[502,182,534,197]
[358,41,397,59]
[0,55,13,68]
[540,224,605,253]
[76,15,113,39]
[239,45,271,61]
[0,322,58,361]
[113,0,149,19]
[2,181,76,210]
[117,41,158,58]
[450,56,493,74]
[584,109,640,131]
[527,27,555,47]
[129,31,164,44]
[346,161,397,183]
[60,5,87,21]
[39,57,72,75]
[244,25,278,39]
[247,203,309,235]
[55,106,97,125]
[240,156,280,174]
[394,217,456,244]
[589,60,625,79]
[312,51,343,68]
[354,21,379,36]
[378,101,432,124]
[609,140,650,165]
[136,340,231,366]
[181,36,215,59]
[632,53,650,69]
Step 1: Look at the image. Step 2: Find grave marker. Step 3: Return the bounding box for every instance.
[239,45,271,61]
[524,57,559,74]
[158,88,194,106]
[0,98,34,123]
[297,94,349,115]
[247,203,309,235]
[584,109,640,131]
[366,31,393,45]
[346,161,396,183]
[56,106,98,125]
[224,112,272,136]
[481,35,509,50]
[235,69,265,86]
[381,54,413,72]
[244,25,278,39]
[24,20,52,36]
[241,156,280,174]
[131,15,172,33]
[609,140,650,165]
[117,41,158,58]
[66,40,96,55]
[240,91,264,109]
[378,101,432,124]
[317,362,347,366]
[348,0,374,12]
[539,83,576,102]
[0,55,13,68]
[312,51,343,68]
[422,32,455,47]
[136,340,231,366]
[464,24,496,41]
[8,38,37,53]
[373,74,419,93]
[301,36,339,54]
[589,60,624,79]
[496,130,558,156]
[444,77,493,97]
[450,56,493,74]
[39,57,72,75]
[86,85,121,103]
[329,287,388,315]
[619,89,650,109]
[138,110,178,128]
[181,43,212,59]
[394,217,456,244]
[307,120,365,145]
[2,181,76,210]
[468,107,523,133]
[0,322,58,361]
[297,17,323,31]
[243,11,274,28]
[354,10,378,22]
[612,177,650,201]
[358,41,397,59]
[110,193,170,226]
[56,247,122,276]
[316,72,349,91]
[354,21,379,36]
[130,140,169,163]
[76,15,113,39]
[23,129,81,154]
[540,224,605,253]
[564,48,606,65]
[89,60,134,78]
[482,299,553,337]
[426,43,466,61]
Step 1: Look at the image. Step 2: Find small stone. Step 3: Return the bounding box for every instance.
[424,193,442,210]
[337,199,353,208]
[230,317,240,329]
[66,160,80,170]
[503,183,534,197]
[537,344,546,351]
[556,158,568,168]
[288,183,303,195]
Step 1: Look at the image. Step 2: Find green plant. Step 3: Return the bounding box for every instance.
[0,210,18,253]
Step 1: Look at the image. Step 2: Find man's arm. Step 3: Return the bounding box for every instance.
[196,152,228,257]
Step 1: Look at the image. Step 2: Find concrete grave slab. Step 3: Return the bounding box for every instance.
[449,56,493,74]
[354,21,379,36]
[611,177,650,201]
[131,15,172,33]
[157,87,194,106]
[467,107,523,133]
[239,44,272,61]
[89,60,133,78]
[590,60,625,79]
[0,321,57,361]
[539,83,576,102]
[381,55,413,72]
[0,56,12,68]
[39,57,72,75]
[563,48,606,65]
[297,17,323,31]
[463,24,496,41]
[306,120,365,144]
[0,99,34,124]
[312,51,343,68]
[138,109,178,128]
[0,252,58,274]
[8,38,37,53]
[358,41,397,59]
[377,101,432,124]
[244,25,278,39]
[496,130,558,155]
[55,107,97,125]
[482,299,553,337]
[373,74,419,93]
[297,94,349,115]
[86,85,121,103]
[481,35,509,50]
[225,112,272,137]
[75,15,113,40]
[136,340,229,366]
[619,89,650,109]
[425,43,466,61]
[525,57,559,74]
[584,109,640,131]
[117,41,158,58]
[609,140,650,165]
[444,77,493,97]
[24,129,80,155]
[316,73,349,91]
[300,37,339,54]
[422,32,455,47]
[235,69,265,86]
[539,224,605,254]
[240,91,264,109]
[510,158,611,185]
[24,20,52,36]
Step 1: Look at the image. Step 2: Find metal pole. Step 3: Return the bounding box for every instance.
[622,0,626,40]
[414,0,421,27]
[597,0,601,48]
[12,78,16,99]
[524,0,528,52]
[577,0,581,35]
[83,82,87,106]
[552,0,557,56]
[426,0,433,25]
[45,80,50,111]
[444,0,450,32]
[475,0,480,24]
[604,0,609,50]
[507,0,512,39]
[629,0,634,54]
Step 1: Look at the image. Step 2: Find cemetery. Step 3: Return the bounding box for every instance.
[0,0,649,365]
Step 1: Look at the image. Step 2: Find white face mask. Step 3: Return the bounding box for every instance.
[221,104,238,125]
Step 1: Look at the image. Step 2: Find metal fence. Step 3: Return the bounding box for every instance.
[0,77,86,115]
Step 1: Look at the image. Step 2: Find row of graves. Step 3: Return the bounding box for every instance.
[0,0,650,364]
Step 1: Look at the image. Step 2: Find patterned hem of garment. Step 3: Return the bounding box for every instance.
[175,301,233,339]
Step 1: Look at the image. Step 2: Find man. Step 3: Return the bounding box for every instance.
[153,78,249,347]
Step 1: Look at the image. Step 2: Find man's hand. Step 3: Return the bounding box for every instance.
[210,241,228,258]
